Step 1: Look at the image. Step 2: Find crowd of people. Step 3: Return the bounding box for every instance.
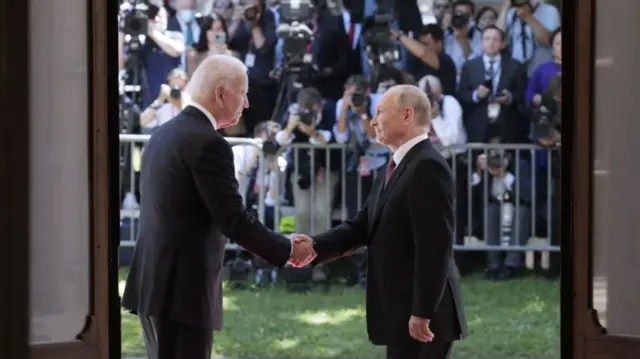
[119,0,562,281]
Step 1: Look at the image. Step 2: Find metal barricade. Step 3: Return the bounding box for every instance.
[118,135,561,263]
[118,134,268,250]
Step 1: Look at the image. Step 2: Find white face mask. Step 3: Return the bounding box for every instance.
[177,9,196,23]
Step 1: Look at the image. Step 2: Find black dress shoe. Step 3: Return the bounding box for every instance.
[499,266,519,280]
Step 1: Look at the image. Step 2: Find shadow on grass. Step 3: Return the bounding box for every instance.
[120,270,560,359]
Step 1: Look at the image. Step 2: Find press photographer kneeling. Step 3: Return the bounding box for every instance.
[531,72,561,278]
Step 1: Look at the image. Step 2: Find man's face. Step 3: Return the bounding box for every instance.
[453,4,473,18]
[371,91,409,147]
[418,34,442,54]
[482,28,503,55]
[552,32,562,61]
[213,0,234,19]
[217,74,249,127]
[433,0,451,21]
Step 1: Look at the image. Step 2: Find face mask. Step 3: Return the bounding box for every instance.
[177,9,196,23]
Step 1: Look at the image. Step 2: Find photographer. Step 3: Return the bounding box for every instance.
[139,68,189,133]
[187,14,235,77]
[526,28,561,107]
[333,75,388,217]
[275,87,337,235]
[419,75,466,159]
[531,72,561,278]
[118,4,186,109]
[444,0,482,80]
[390,24,457,95]
[307,2,351,101]
[227,0,279,135]
[471,151,534,280]
[497,0,560,76]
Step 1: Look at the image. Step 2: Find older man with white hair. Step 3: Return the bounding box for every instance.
[122,55,316,359]
[292,85,468,359]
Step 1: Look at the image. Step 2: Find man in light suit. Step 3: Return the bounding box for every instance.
[122,55,316,359]
[293,85,468,358]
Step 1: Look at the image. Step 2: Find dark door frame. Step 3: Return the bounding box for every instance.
[0,0,30,357]
[0,0,120,358]
[569,0,640,357]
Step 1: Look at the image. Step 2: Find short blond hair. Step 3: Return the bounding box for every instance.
[392,84,431,127]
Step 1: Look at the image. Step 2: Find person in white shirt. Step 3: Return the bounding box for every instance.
[139,68,190,133]
[418,75,466,159]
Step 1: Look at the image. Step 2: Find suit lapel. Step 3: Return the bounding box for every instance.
[497,58,510,93]
[368,140,429,235]
[473,58,486,87]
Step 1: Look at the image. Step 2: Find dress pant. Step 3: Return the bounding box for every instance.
[386,339,453,359]
[139,315,213,359]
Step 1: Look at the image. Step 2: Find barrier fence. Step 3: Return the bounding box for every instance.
[119,134,560,260]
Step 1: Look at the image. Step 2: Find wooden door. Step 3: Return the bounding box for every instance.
[570,0,640,357]
[0,0,119,358]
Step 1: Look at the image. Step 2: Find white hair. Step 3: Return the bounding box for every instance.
[390,84,431,126]
[186,54,247,100]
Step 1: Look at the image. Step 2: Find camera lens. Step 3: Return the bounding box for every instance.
[351,91,366,107]
[451,12,470,29]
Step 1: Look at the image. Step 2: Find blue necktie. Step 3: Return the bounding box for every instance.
[185,22,194,46]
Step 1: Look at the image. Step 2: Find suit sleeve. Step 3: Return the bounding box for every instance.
[192,136,292,268]
[457,62,476,106]
[408,159,455,319]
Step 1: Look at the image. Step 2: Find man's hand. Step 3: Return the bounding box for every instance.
[408,316,434,343]
[297,122,316,137]
[494,90,511,105]
[288,234,317,267]
[515,6,533,21]
[477,85,491,99]
[532,93,542,106]
[389,28,403,41]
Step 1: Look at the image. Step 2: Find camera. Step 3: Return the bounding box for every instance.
[298,107,315,126]
[362,11,400,67]
[451,11,471,29]
[486,150,508,170]
[119,0,151,48]
[276,0,315,69]
[169,86,181,99]
[532,107,559,140]
[351,89,367,107]
[244,4,260,21]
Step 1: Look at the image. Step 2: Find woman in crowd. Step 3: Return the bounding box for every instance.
[526,28,562,106]
[475,6,499,31]
[186,13,234,76]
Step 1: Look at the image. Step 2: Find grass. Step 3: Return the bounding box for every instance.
[120,269,560,359]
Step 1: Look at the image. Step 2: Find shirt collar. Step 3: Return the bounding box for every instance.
[188,101,218,129]
[483,53,501,65]
[392,133,429,165]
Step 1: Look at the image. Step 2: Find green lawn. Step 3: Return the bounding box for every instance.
[120,270,560,359]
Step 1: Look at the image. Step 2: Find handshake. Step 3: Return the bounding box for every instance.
[287,234,317,267]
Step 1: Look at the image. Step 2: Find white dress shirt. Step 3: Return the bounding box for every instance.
[392,133,430,165]
[187,101,218,129]
[430,95,467,159]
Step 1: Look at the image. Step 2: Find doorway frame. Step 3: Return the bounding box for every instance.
[570,0,640,357]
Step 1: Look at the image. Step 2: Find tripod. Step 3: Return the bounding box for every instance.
[119,49,148,203]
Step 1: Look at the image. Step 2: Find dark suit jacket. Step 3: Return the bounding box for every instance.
[457,55,528,143]
[122,106,292,330]
[311,9,351,101]
[312,139,468,346]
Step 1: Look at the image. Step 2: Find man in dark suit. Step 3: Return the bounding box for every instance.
[292,85,468,358]
[457,25,528,143]
[122,55,316,359]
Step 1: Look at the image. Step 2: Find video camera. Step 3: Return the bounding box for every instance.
[451,11,471,29]
[275,0,316,70]
[362,11,400,67]
[119,0,154,51]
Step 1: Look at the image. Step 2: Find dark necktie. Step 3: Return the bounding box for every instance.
[487,59,496,79]
[348,22,356,48]
[385,159,397,184]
